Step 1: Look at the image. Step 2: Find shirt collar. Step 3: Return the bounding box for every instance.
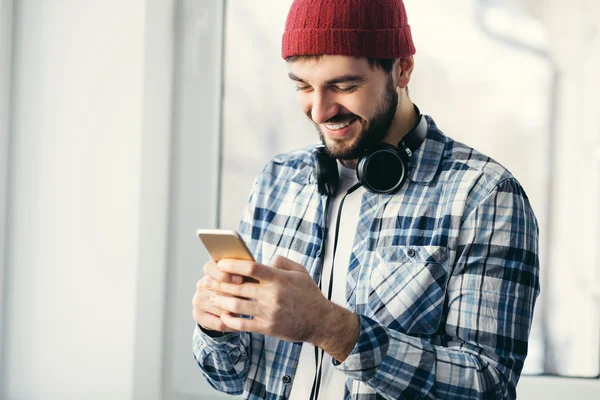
[408,115,447,184]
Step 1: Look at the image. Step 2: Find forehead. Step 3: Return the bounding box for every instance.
[288,55,375,83]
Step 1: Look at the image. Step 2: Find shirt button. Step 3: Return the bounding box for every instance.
[407,248,416,258]
[282,375,291,384]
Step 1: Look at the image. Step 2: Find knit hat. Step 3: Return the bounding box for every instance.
[282,0,416,59]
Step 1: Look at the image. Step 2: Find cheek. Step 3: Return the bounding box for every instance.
[296,93,312,116]
[341,99,370,121]
[345,88,384,119]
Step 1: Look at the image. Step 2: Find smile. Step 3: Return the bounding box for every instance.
[323,118,357,131]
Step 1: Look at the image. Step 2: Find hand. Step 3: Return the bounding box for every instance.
[204,255,360,361]
[191,261,244,333]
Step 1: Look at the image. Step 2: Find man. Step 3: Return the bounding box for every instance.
[192,0,540,399]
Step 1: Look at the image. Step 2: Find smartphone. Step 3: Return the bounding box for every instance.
[196,229,255,262]
[197,229,257,315]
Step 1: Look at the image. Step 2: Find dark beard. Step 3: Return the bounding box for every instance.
[313,75,398,160]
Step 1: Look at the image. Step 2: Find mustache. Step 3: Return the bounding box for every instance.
[306,111,359,124]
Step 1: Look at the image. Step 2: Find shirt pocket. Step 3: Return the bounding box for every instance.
[367,245,449,335]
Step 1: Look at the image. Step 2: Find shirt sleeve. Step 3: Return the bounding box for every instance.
[193,324,251,395]
[334,178,541,399]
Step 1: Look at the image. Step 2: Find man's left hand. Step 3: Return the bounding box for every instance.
[203,255,360,361]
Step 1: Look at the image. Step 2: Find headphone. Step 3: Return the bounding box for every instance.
[312,105,427,196]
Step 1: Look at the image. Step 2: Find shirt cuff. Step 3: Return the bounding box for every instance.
[332,314,390,381]
[195,323,240,348]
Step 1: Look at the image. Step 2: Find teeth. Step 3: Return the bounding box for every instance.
[324,119,354,131]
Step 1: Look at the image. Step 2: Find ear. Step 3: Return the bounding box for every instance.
[393,56,414,90]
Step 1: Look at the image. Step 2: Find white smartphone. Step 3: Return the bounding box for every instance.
[196,229,255,262]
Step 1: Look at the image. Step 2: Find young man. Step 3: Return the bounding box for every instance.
[192,0,540,399]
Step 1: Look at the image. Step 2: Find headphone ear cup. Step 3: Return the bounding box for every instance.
[356,143,410,194]
[312,146,339,196]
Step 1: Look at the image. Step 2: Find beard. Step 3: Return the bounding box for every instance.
[310,75,398,160]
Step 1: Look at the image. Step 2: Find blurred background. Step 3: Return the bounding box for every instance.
[0,0,598,399]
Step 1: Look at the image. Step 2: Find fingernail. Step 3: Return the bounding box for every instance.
[231,275,243,284]
[209,295,216,304]
[203,278,213,288]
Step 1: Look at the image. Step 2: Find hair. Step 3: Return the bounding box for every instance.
[286,55,409,95]
[366,58,395,73]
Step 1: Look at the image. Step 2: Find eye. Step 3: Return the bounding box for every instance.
[295,85,312,92]
[336,86,357,93]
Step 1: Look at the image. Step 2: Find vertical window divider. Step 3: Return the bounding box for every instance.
[0,0,15,394]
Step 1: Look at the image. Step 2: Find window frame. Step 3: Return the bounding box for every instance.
[518,375,600,398]
[130,0,177,399]
[159,0,231,399]
[0,0,14,395]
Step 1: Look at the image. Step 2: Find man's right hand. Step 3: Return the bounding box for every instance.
[192,261,244,334]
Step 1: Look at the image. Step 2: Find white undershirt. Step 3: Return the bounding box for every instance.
[288,162,365,400]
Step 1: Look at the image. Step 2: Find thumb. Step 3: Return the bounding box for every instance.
[271,255,308,273]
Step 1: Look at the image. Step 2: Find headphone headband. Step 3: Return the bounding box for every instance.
[312,145,339,196]
[399,105,427,153]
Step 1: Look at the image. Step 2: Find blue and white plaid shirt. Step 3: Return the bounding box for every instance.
[193,115,540,399]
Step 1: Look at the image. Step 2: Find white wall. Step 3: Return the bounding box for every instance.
[1,1,170,399]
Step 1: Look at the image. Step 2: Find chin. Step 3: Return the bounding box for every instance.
[322,140,360,160]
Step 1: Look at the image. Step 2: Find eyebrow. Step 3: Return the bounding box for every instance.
[288,72,367,86]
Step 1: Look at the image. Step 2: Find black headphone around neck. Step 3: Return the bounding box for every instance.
[312,105,428,196]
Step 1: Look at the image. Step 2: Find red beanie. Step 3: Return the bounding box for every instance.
[282,0,416,59]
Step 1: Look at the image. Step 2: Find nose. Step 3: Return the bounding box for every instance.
[309,90,339,125]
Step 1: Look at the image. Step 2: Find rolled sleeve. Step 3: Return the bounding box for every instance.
[193,324,250,395]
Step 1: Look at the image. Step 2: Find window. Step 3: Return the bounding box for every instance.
[219,0,600,381]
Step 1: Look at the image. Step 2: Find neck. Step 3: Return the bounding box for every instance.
[340,94,417,169]
[384,96,418,147]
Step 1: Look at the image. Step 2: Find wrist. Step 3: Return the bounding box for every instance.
[313,301,360,362]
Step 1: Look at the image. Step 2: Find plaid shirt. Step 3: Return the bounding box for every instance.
[193,115,540,399]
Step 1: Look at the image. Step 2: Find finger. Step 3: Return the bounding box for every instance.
[217,259,275,282]
[201,298,230,317]
[196,276,214,291]
[193,290,226,317]
[204,277,260,300]
[192,295,223,320]
[210,293,262,317]
[204,261,244,284]
[193,305,219,323]
[197,312,238,333]
[271,255,307,273]
[220,312,260,332]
